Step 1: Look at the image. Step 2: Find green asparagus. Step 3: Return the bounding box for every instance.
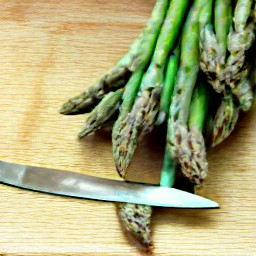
[117,203,153,251]
[159,48,181,187]
[212,94,240,147]
[113,0,190,177]
[58,0,256,250]
[224,0,255,85]
[156,48,179,126]
[200,0,232,93]
[116,1,189,247]
[60,0,169,115]
[215,0,233,58]
[168,0,211,184]
[78,88,124,138]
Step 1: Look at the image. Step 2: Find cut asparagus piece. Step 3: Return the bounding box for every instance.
[113,0,190,177]
[78,88,124,138]
[60,0,170,115]
[118,203,153,251]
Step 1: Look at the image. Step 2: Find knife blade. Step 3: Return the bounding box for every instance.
[0,160,219,208]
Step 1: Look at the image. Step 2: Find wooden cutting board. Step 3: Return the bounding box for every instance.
[0,1,255,255]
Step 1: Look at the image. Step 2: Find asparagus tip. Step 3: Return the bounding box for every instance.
[117,203,153,252]
[59,102,75,115]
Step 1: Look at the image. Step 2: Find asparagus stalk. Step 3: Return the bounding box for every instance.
[119,65,180,248]
[168,0,212,184]
[156,47,180,126]
[120,61,181,248]
[211,54,254,147]
[113,0,190,177]
[200,0,232,93]
[118,62,179,248]
[116,71,151,249]
[116,1,188,248]
[120,56,179,247]
[200,0,255,113]
[59,0,170,115]
[214,0,233,58]
[224,0,255,84]
[112,71,144,159]
[210,0,255,146]
[78,88,124,138]
[170,78,210,184]
[159,48,181,186]
[186,78,209,184]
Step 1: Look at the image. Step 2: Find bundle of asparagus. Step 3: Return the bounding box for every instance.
[200,0,256,146]
[60,0,256,253]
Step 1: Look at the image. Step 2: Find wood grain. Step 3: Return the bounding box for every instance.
[0,1,255,255]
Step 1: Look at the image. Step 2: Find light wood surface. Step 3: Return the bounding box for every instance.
[0,1,255,255]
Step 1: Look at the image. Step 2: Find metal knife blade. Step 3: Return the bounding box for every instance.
[0,160,219,208]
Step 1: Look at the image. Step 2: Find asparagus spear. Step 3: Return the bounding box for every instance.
[212,93,240,147]
[156,47,180,126]
[221,0,255,87]
[117,61,180,249]
[215,0,233,58]
[112,71,144,159]
[170,78,210,184]
[200,25,224,93]
[211,61,254,147]
[117,62,180,249]
[168,0,212,184]
[200,0,232,93]
[116,2,188,248]
[159,46,181,186]
[113,0,190,177]
[78,88,124,138]
[224,0,255,85]
[200,0,255,112]
[186,79,209,184]
[119,56,179,248]
[210,0,255,146]
[59,0,170,115]
[120,61,181,249]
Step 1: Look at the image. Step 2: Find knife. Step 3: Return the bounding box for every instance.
[0,160,219,208]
